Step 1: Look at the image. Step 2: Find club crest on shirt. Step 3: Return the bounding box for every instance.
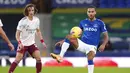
[93,24,98,27]
[85,24,87,26]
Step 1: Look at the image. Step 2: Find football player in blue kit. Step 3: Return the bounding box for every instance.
[50,6,109,73]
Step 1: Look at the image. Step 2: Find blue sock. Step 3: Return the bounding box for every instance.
[88,60,94,65]
[88,60,94,73]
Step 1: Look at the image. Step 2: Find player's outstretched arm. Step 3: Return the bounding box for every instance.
[98,32,109,52]
[0,27,14,51]
[36,28,47,48]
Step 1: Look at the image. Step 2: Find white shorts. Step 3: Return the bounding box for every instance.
[77,38,97,55]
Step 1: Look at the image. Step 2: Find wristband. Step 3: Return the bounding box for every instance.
[18,41,22,44]
[40,39,44,43]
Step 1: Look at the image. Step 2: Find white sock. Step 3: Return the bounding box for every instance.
[88,65,94,73]
[59,42,70,57]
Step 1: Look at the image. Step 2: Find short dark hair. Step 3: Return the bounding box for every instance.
[87,5,96,9]
[23,4,38,16]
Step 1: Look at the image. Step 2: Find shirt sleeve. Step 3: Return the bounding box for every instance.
[79,21,83,30]
[100,21,107,33]
[17,20,24,31]
[0,19,3,27]
[37,18,40,29]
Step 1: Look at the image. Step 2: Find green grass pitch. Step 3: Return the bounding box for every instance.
[0,66,130,73]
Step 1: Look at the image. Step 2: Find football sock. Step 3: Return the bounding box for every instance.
[36,60,42,73]
[59,38,70,57]
[88,60,94,73]
[8,60,18,73]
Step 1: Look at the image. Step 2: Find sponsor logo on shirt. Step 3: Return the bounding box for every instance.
[26,29,36,34]
[84,27,97,32]
[93,24,98,27]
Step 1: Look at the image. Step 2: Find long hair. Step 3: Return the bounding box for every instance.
[23,4,38,16]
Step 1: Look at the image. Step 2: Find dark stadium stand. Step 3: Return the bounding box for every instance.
[0,40,17,57]
[99,0,130,8]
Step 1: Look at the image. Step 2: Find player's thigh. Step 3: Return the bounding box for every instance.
[16,47,27,61]
[28,44,41,60]
[77,40,96,57]
[32,50,41,60]
[76,39,88,52]
[87,51,95,60]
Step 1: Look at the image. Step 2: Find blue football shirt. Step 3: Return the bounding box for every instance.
[79,18,107,47]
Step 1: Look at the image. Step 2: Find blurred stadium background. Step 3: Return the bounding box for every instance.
[0,0,130,73]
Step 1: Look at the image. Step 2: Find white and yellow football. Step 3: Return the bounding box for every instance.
[70,26,82,38]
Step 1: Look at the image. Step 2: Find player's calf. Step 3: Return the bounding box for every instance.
[35,58,42,73]
[87,51,95,60]
[31,50,42,73]
[8,52,23,73]
[8,60,19,73]
[36,59,42,73]
[87,51,95,73]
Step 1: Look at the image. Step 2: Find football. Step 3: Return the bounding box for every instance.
[70,26,82,38]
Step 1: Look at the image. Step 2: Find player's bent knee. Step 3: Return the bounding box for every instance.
[70,39,76,43]
[35,57,41,61]
[36,59,41,63]
[88,55,95,60]
[69,38,77,43]
[87,51,95,60]
[88,57,94,60]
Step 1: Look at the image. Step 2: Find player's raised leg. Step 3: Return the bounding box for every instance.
[28,44,42,73]
[50,35,78,62]
[87,51,95,73]
[8,52,24,73]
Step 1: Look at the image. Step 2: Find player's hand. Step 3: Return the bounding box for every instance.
[18,43,24,50]
[8,43,14,51]
[98,44,105,52]
[42,42,47,49]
